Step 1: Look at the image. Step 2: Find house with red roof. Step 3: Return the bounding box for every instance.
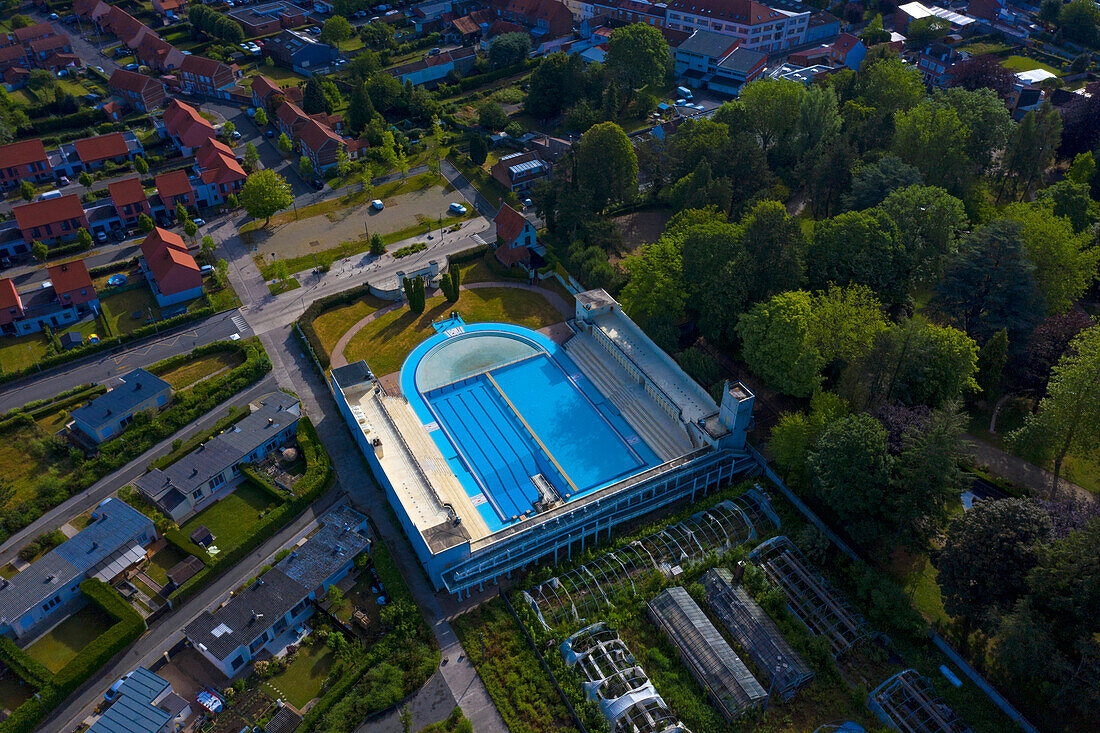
[499,0,572,39]
[0,278,24,334]
[299,118,345,174]
[109,177,152,227]
[109,69,167,112]
[828,33,866,71]
[162,98,216,155]
[388,47,477,86]
[275,99,311,142]
[135,34,186,72]
[53,131,142,176]
[155,169,196,212]
[48,260,98,310]
[2,66,30,91]
[139,228,203,307]
[40,52,82,73]
[0,44,28,71]
[193,138,246,206]
[10,22,56,47]
[0,139,53,189]
[493,203,536,267]
[152,0,187,19]
[13,194,89,245]
[176,55,236,100]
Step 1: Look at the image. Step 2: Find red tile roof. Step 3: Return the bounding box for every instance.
[0,46,27,63]
[141,226,188,255]
[14,194,84,230]
[29,35,69,53]
[179,54,226,79]
[0,139,48,168]
[163,99,216,149]
[141,228,200,295]
[0,278,22,314]
[47,259,93,294]
[155,169,194,198]
[494,203,528,245]
[276,99,308,128]
[73,132,129,163]
[250,75,283,100]
[12,23,55,43]
[108,68,157,94]
[108,176,148,207]
[299,118,342,154]
[832,33,861,53]
[195,139,246,184]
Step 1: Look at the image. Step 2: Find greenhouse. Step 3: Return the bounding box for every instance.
[748,536,874,658]
[560,622,690,733]
[523,488,780,630]
[868,669,971,733]
[647,587,767,720]
[701,567,815,701]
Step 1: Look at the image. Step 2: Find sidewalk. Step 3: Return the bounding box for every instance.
[966,433,1096,503]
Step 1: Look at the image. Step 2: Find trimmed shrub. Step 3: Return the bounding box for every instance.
[0,637,50,689]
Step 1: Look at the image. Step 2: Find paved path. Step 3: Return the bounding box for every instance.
[330,280,573,369]
[966,433,1096,503]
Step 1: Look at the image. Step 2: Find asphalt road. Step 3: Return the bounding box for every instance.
[0,374,278,569]
[0,308,252,414]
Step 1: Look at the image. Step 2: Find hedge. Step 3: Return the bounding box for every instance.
[0,307,216,385]
[88,258,137,279]
[0,637,50,689]
[169,417,332,603]
[446,243,489,265]
[456,58,539,92]
[163,527,214,566]
[241,466,289,504]
[296,282,378,368]
[0,581,145,733]
[1,383,98,420]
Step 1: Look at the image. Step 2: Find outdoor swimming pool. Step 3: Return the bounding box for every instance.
[401,322,661,531]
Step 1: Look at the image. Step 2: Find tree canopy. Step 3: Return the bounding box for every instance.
[241,169,294,227]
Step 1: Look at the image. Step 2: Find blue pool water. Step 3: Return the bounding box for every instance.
[402,323,660,531]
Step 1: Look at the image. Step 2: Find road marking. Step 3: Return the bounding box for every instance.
[232,315,249,332]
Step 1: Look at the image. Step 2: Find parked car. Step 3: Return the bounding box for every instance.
[48,12,59,19]
[371,199,384,211]
[448,202,467,215]
[95,66,105,74]
[95,231,108,243]
[265,129,275,137]
[105,672,133,702]
[58,176,70,185]
[230,130,242,140]
[125,63,139,70]
[192,218,206,227]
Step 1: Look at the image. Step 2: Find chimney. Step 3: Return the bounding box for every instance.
[268,418,274,426]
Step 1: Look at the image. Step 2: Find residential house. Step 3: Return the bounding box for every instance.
[673,29,766,95]
[152,0,187,19]
[139,227,203,307]
[108,6,160,50]
[499,0,573,39]
[804,9,841,44]
[39,51,82,73]
[109,69,167,112]
[299,117,345,174]
[915,42,962,86]
[135,34,187,72]
[176,55,237,100]
[828,33,865,70]
[491,151,549,191]
[263,30,340,76]
[388,47,476,86]
[193,138,247,206]
[28,34,72,64]
[447,8,494,43]
[13,194,89,245]
[0,139,53,189]
[70,368,172,444]
[10,22,55,47]
[275,99,311,142]
[0,498,154,640]
[663,0,810,52]
[0,279,24,335]
[134,392,301,523]
[87,667,191,733]
[227,1,309,37]
[251,75,287,110]
[48,259,98,311]
[895,1,976,33]
[185,506,369,677]
[50,131,142,177]
[162,98,216,155]
[967,0,1035,40]
[493,202,536,266]
[155,169,196,212]
[0,43,28,71]
[3,66,30,91]
[109,177,152,227]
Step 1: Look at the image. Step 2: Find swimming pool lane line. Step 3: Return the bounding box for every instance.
[485,371,581,497]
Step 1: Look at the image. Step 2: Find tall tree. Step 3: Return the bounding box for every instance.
[1002,102,1061,200]
[572,122,637,212]
[302,76,327,114]
[934,220,1045,344]
[807,209,909,304]
[878,184,968,283]
[1002,202,1100,314]
[320,15,353,46]
[1012,310,1095,394]
[739,200,806,303]
[346,81,375,136]
[620,235,685,325]
[240,169,294,227]
[949,54,1016,100]
[844,154,923,211]
[488,32,532,68]
[466,131,488,166]
[605,24,671,105]
[977,328,1009,397]
[1010,325,1100,496]
[893,99,971,195]
[934,86,1013,176]
[680,218,747,344]
[935,498,1053,626]
[737,291,824,397]
[737,78,805,155]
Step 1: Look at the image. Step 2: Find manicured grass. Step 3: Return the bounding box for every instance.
[34,403,83,434]
[181,481,280,555]
[1001,55,1061,76]
[0,317,103,374]
[268,278,301,296]
[0,422,79,508]
[145,544,189,587]
[26,604,116,673]
[157,351,246,390]
[343,288,565,376]
[101,286,160,335]
[262,640,334,708]
[457,259,496,284]
[310,295,388,359]
[958,42,1011,55]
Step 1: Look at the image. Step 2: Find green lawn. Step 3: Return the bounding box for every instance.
[262,640,334,708]
[156,351,245,390]
[204,282,241,312]
[0,317,103,375]
[181,481,281,555]
[310,295,387,360]
[268,278,301,296]
[25,604,116,673]
[1001,55,1061,76]
[101,287,161,335]
[343,288,564,376]
[145,543,189,586]
[889,550,951,627]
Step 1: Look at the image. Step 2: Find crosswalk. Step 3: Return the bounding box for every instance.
[231,315,249,333]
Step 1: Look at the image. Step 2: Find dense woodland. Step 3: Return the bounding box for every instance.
[527,27,1100,730]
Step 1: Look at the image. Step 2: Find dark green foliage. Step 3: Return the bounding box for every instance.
[17,528,66,562]
[0,637,50,688]
[466,131,487,165]
[843,154,922,210]
[488,32,532,69]
[976,328,1009,398]
[403,275,426,314]
[807,209,909,304]
[188,5,244,42]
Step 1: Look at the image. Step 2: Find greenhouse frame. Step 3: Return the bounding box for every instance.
[523,488,780,630]
[868,668,971,733]
[647,586,767,720]
[748,536,874,658]
[701,567,815,701]
[560,622,690,733]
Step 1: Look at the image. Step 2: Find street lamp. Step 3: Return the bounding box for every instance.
[27,345,39,372]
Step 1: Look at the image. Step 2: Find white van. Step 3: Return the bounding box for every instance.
[38,190,62,201]
[676,85,693,101]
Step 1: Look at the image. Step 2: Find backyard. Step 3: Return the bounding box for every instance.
[25,604,116,673]
[0,420,79,508]
[261,639,334,709]
[342,288,566,376]
[181,481,281,556]
[145,542,189,586]
[0,319,100,374]
[101,286,161,336]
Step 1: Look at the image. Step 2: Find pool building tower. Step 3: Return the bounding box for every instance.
[331,289,760,597]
